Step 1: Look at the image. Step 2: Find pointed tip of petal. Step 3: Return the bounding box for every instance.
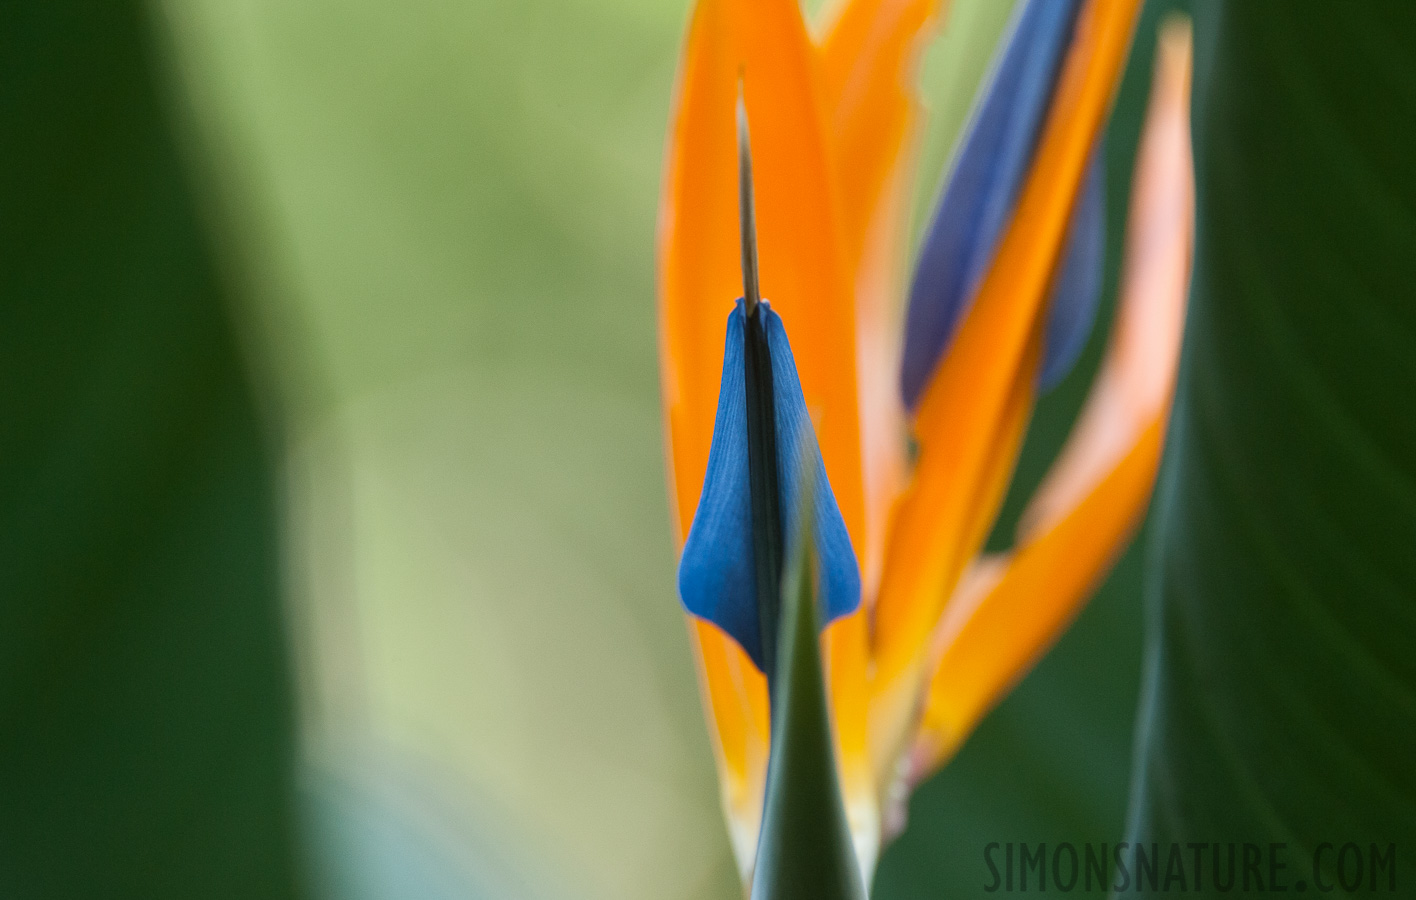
[900,0,1087,410]
[738,92,762,316]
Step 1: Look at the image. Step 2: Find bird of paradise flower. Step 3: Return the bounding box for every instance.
[657,0,1194,891]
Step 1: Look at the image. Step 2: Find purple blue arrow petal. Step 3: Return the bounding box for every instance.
[677,302,861,671]
[900,0,1102,410]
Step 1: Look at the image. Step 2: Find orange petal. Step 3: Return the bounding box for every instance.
[817,0,944,600]
[818,0,944,270]
[812,0,946,872]
[909,419,1165,777]
[869,319,1041,780]
[657,0,865,879]
[907,16,1194,779]
[1019,17,1193,542]
[870,0,1142,749]
[821,610,880,879]
[689,619,770,880]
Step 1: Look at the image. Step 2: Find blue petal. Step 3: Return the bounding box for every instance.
[763,307,861,633]
[1040,141,1106,389]
[900,0,1084,411]
[677,302,861,671]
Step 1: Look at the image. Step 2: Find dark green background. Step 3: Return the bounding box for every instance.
[1123,2,1416,896]
[0,2,303,898]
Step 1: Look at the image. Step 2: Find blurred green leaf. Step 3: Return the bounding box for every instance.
[0,3,305,898]
[1125,0,1416,878]
[751,493,864,900]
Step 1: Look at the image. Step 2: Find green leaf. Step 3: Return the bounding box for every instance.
[1125,0,1416,882]
[0,3,306,898]
[751,478,866,900]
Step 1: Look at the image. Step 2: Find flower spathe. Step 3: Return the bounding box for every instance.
[657,0,1193,887]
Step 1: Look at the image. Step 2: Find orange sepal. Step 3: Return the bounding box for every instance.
[908,418,1166,776]
[818,0,944,271]
[689,619,770,878]
[811,0,949,870]
[817,0,945,599]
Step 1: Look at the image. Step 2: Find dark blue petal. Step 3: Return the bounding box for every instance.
[678,310,758,661]
[762,307,861,633]
[900,0,1084,411]
[677,303,861,671]
[1039,140,1106,390]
